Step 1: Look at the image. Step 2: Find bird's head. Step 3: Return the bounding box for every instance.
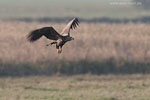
[70,37,74,40]
[67,37,74,41]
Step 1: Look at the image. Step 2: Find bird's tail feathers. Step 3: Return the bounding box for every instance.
[27,29,43,42]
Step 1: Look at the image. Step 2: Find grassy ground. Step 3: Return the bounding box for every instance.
[0,21,150,100]
[0,74,150,100]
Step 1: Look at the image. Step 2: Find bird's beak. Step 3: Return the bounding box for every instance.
[72,37,74,40]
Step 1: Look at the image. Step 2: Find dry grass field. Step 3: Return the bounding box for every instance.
[0,21,150,75]
[0,21,150,62]
[1,74,150,100]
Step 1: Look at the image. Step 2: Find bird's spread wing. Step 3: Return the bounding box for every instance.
[27,27,62,42]
[60,18,79,36]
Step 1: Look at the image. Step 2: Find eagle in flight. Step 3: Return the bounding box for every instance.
[27,18,79,53]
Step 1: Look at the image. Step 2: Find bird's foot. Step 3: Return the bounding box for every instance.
[57,48,62,54]
[46,42,57,46]
[46,43,53,46]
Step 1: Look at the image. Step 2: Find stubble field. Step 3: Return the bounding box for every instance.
[1,74,150,100]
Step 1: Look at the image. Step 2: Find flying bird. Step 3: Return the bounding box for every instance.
[27,18,79,53]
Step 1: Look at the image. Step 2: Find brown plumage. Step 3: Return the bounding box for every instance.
[27,18,79,53]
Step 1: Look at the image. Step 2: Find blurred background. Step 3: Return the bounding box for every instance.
[0,0,150,22]
[1,0,150,100]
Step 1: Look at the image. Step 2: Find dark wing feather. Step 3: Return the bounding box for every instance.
[60,18,79,36]
[70,18,79,29]
[27,27,62,42]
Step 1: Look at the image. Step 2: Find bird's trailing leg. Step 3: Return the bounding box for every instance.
[46,41,57,46]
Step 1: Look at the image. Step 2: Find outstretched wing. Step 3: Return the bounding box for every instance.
[60,18,79,36]
[27,27,62,42]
